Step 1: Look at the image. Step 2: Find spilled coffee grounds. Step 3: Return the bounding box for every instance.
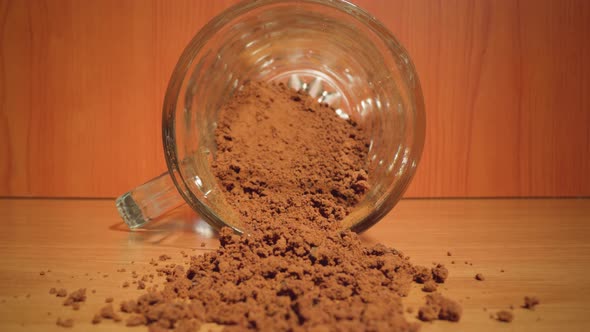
[90,81,461,331]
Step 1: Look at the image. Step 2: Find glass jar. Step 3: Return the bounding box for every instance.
[116,0,425,234]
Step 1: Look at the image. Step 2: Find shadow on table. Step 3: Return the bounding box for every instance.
[109,204,219,245]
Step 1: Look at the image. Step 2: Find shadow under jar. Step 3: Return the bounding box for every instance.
[116,0,425,234]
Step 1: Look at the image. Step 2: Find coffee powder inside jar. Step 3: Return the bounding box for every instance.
[213,81,370,230]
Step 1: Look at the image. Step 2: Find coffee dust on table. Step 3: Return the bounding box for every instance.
[82,81,461,331]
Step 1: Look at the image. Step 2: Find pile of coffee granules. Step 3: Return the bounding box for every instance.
[83,81,462,331]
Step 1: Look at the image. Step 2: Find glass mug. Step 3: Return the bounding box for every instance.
[116,0,425,234]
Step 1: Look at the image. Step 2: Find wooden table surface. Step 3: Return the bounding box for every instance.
[0,198,588,331]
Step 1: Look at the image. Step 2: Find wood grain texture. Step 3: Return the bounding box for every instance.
[0,0,589,198]
[0,198,589,331]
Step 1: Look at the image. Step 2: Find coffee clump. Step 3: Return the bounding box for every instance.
[417,293,462,322]
[495,310,514,323]
[523,296,540,310]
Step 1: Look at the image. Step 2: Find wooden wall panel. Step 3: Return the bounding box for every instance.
[0,0,589,198]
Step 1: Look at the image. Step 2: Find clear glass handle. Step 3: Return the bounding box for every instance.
[115,172,185,229]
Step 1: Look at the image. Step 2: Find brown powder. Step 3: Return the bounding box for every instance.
[127,315,148,327]
[431,264,448,283]
[495,310,514,322]
[56,317,74,328]
[159,254,172,262]
[413,266,432,284]
[92,81,460,330]
[91,314,101,324]
[55,288,67,297]
[120,300,138,313]
[99,303,122,322]
[418,293,462,322]
[62,288,86,307]
[422,280,438,293]
[212,81,370,230]
[107,226,422,331]
[523,296,540,309]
